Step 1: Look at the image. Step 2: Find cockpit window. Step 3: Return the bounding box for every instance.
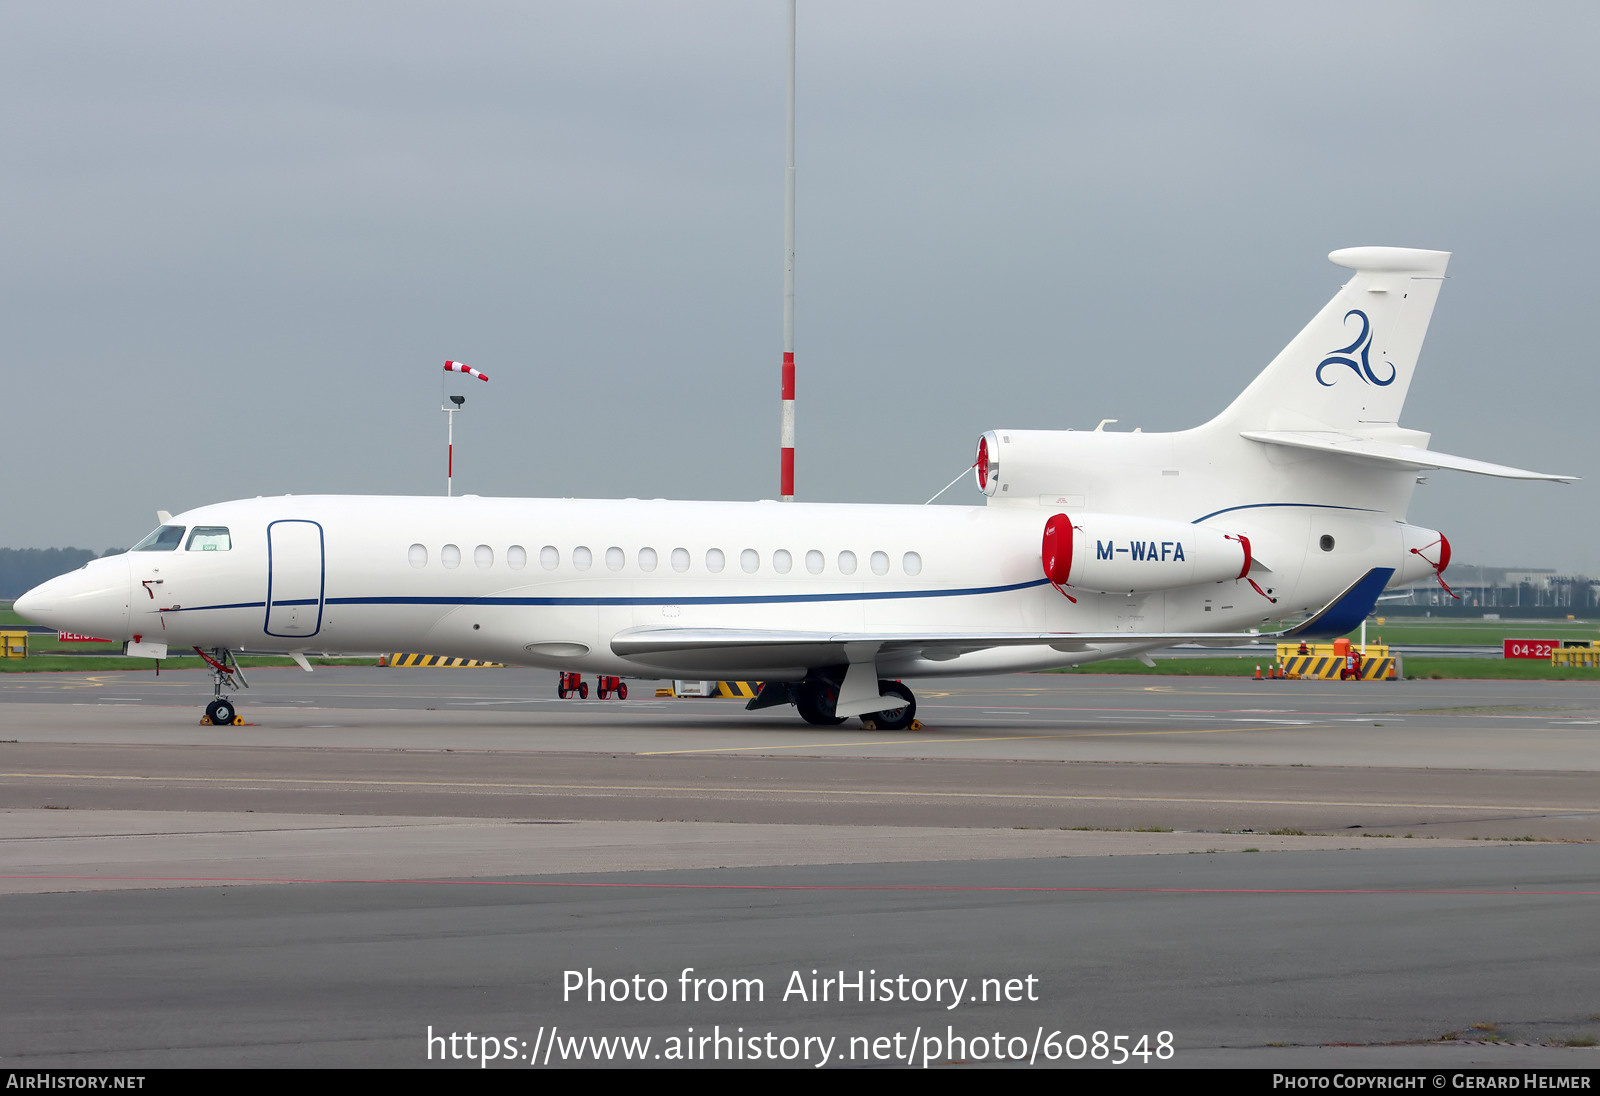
[186,527,231,552]
[131,525,186,552]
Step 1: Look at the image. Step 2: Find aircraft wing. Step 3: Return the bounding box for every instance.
[609,626,1261,678]
[610,566,1396,673]
[1240,430,1576,481]
[611,626,1261,662]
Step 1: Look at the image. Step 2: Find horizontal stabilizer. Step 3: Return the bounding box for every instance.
[1241,430,1576,481]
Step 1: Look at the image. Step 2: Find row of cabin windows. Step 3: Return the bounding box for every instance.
[407,543,924,578]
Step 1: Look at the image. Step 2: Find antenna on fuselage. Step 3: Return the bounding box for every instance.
[442,360,489,497]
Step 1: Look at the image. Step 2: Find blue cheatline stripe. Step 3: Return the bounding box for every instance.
[167,578,1053,615]
[1189,502,1378,524]
[169,601,267,611]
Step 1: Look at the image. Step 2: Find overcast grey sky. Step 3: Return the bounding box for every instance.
[4,1,1594,572]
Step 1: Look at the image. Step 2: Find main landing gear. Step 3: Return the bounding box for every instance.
[863,681,916,731]
[794,681,846,726]
[748,677,918,730]
[195,646,247,726]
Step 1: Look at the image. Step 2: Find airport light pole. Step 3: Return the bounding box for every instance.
[442,360,489,497]
[445,394,464,497]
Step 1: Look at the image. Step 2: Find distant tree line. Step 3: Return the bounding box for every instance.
[0,548,124,600]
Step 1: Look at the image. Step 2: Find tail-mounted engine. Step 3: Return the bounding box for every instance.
[977,429,1106,499]
[1041,512,1267,600]
[1400,527,1457,598]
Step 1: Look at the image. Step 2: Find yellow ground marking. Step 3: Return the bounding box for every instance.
[0,771,1592,814]
[641,725,1311,754]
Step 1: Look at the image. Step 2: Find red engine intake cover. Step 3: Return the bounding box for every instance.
[1042,513,1073,586]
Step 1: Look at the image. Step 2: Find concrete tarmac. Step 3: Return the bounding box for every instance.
[0,667,1596,1069]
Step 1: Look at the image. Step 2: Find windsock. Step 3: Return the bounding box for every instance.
[444,360,489,382]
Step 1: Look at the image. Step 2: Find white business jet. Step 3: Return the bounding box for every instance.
[16,247,1573,728]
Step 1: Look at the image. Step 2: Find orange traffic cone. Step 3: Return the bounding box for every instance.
[1254,664,1262,680]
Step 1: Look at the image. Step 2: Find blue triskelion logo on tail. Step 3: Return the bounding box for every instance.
[1316,309,1396,387]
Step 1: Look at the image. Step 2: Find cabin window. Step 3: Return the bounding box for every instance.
[805,549,824,574]
[507,545,527,570]
[740,549,759,574]
[773,549,792,574]
[408,543,428,568]
[185,527,231,552]
[132,525,185,552]
[870,550,889,576]
[606,546,625,571]
[838,550,857,576]
[671,547,690,572]
[903,551,923,576]
[706,548,725,574]
[1320,535,1335,552]
[475,544,494,569]
[639,547,658,572]
[540,545,559,570]
[441,544,461,569]
[573,546,592,571]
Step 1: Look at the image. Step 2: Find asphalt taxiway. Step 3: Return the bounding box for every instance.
[0,667,1596,1068]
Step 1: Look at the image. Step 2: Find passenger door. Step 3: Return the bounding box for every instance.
[264,520,325,638]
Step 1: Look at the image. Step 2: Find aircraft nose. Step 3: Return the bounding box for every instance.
[13,577,62,622]
[13,555,131,637]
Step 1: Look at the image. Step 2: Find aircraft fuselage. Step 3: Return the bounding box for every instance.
[21,492,1437,680]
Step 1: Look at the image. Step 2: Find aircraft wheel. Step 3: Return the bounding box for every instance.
[579,682,589,699]
[206,698,236,726]
[868,681,915,731]
[616,682,628,700]
[795,682,845,726]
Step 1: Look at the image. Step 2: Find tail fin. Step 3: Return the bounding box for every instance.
[1209,247,1449,435]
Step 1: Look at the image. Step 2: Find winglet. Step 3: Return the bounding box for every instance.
[1284,567,1395,640]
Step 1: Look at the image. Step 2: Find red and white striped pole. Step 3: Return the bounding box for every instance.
[779,0,796,502]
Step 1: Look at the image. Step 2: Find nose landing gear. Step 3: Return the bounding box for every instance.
[195,646,247,726]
